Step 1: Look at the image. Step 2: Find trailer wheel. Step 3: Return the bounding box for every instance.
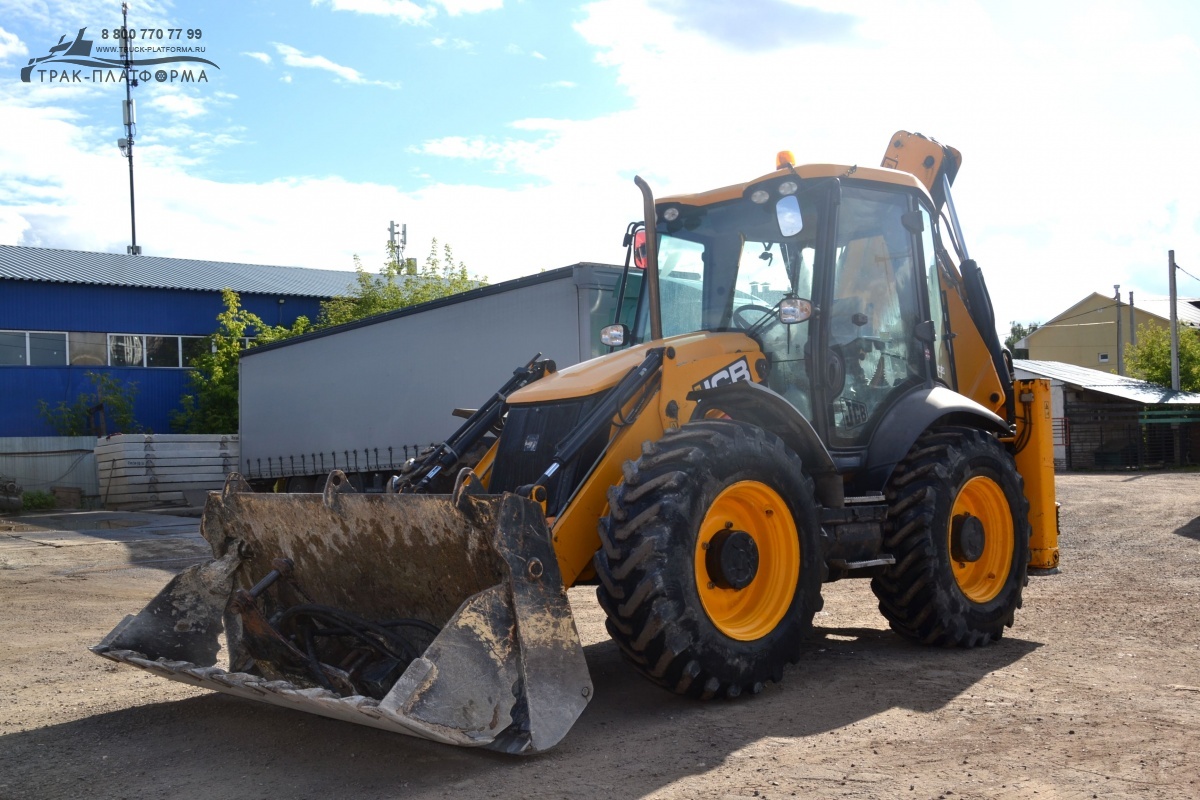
[594,420,822,699]
[872,426,1030,646]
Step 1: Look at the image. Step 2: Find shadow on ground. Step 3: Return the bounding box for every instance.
[1174,515,1200,541]
[0,624,1040,800]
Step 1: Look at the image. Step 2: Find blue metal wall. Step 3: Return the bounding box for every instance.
[0,282,325,333]
[0,281,328,436]
[2,367,191,436]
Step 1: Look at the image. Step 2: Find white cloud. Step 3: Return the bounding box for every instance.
[0,0,173,32]
[505,44,546,59]
[239,0,500,24]
[3,0,1200,335]
[313,0,436,24]
[242,51,272,65]
[272,42,364,82]
[431,37,474,51]
[412,135,544,171]
[280,74,293,83]
[0,95,631,282]
[271,43,401,89]
[435,0,503,15]
[542,80,576,89]
[648,0,857,50]
[0,26,28,61]
[145,91,208,120]
[392,0,1200,327]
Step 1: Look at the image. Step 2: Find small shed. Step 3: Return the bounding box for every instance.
[1014,360,1200,470]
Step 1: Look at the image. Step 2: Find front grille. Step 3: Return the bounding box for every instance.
[490,394,608,514]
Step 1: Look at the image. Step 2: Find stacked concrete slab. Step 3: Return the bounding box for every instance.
[96,434,238,508]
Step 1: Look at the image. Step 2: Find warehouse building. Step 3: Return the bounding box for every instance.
[0,245,355,436]
[1014,292,1200,371]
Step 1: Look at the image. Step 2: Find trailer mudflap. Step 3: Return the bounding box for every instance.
[91,472,592,754]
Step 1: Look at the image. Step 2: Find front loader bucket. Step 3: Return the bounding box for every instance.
[91,472,592,754]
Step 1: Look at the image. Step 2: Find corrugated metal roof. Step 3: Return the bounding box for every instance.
[1130,296,1200,327]
[1014,359,1200,405]
[0,244,357,298]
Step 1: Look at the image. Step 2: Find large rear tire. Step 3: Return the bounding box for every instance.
[871,426,1030,646]
[594,420,823,699]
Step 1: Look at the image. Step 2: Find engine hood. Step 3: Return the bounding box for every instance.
[508,331,759,404]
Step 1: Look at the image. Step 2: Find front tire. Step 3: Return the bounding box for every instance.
[594,420,823,699]
[871,426,1031,646]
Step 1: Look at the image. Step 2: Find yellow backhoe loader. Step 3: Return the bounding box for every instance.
[94,131,1059,754]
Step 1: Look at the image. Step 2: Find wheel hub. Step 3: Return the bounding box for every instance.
[951,513,986,563]
[706,528,759,590]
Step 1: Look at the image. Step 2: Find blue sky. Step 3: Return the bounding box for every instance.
[2,0,1199,330]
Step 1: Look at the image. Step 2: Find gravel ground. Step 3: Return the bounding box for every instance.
[1,472,1198,799]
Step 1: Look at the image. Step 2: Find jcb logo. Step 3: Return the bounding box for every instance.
[693,357,753,391]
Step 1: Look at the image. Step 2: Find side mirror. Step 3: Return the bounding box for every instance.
[775,195,803,238]
[779,297,813,324]
[601,324,629,347]
[913,319,936,344]
[632,229,648,270]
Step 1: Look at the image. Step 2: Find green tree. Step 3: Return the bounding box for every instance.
[1124,322,1200,392]
[38,371,142,435]
[1005,320,1040,351]
[172,289,265,434]
[317,239,483,328]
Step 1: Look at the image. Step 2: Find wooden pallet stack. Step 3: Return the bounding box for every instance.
[96,434,239,508]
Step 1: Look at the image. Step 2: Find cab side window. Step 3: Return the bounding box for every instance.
[828,187,922,444]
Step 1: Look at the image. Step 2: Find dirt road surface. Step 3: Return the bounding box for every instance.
[2,473,1198,799]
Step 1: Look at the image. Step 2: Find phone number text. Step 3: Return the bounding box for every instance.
[102,28,203,40]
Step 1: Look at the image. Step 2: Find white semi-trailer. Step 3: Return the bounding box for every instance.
[237,263,625,491]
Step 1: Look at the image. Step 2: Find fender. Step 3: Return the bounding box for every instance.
[687,381,843,508]
[856,385,1009,495]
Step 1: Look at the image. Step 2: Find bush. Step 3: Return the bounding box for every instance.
[22,491,56,511]
[37,372,142,436]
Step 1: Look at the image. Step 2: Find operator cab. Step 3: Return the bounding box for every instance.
[622,162,952,456]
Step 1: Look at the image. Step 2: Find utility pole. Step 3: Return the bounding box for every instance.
[1128,291,1136,349]
[117,2,141,255]
[1114,284,1122,375]
[1169,250,1180,390]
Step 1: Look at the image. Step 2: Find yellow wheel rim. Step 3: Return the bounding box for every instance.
[948,476,1014,603]
[694,481,800,641]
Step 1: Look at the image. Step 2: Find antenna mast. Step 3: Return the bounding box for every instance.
[118,2,141,255]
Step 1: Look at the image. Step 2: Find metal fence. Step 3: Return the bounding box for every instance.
[241,443,441,483]
[1063,403,1200,470]
[0,436,99,497]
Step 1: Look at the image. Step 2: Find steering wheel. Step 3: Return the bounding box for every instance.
[732,304,777,330]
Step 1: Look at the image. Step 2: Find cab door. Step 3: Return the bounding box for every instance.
[823,185,926,447]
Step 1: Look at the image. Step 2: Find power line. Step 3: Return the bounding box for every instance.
[1034,301,1121,328]
[1177,263,1200,284]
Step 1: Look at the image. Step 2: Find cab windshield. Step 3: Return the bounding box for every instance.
[635,186,824,340]
[633,184,826,416]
